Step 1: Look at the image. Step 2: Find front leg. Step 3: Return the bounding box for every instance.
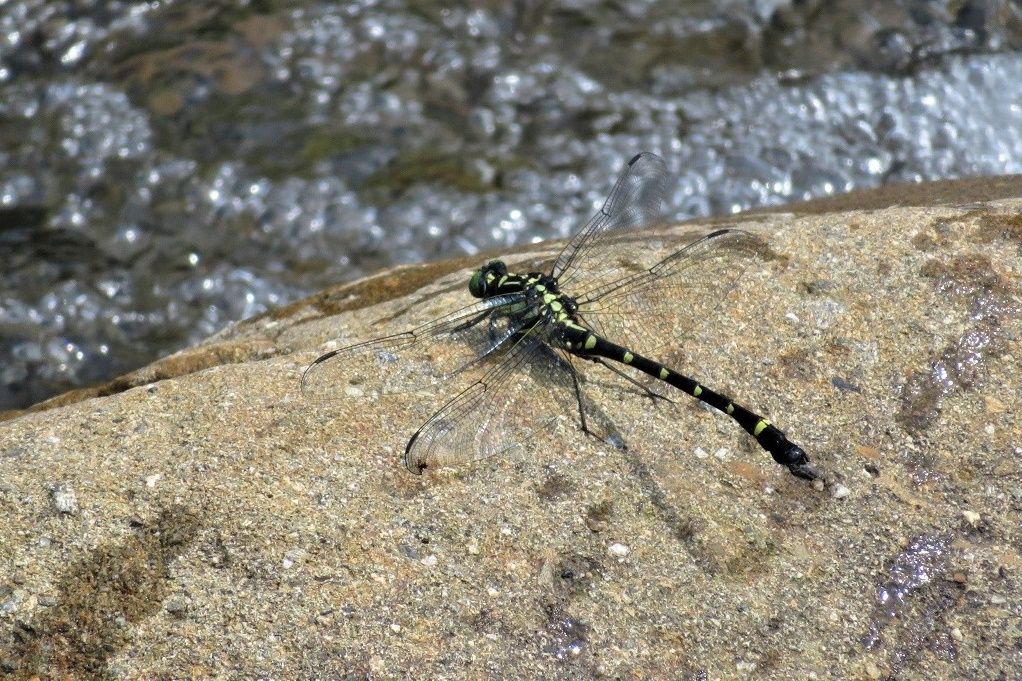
[449,308,495,333]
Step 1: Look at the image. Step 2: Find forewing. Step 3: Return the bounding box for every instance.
[300,292,527,401]
[551,152,669,289]
[574,229,769,360]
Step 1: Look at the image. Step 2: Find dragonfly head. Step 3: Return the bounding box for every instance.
[469,260,508,298]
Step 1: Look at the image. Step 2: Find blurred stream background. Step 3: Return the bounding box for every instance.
[2,0,1022,410]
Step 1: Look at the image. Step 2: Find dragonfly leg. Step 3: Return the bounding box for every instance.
[449,308,495,333]
[565,355,592,436]
[563,353,627,450]
[585,357,673,405]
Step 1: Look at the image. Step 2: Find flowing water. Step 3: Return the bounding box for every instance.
[2,0,1022,409]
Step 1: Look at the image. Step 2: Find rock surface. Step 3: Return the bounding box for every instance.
[2,180,1021,679]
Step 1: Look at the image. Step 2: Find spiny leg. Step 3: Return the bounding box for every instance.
[561,352,626,449]
[575,311,669,404]
[584,356,673,405]
[449,308,495,334]
[564,352,592,437]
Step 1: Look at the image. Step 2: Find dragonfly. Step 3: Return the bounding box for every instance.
[302,152,818,481]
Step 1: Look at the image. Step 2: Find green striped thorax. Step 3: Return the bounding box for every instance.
[468,259,590,351]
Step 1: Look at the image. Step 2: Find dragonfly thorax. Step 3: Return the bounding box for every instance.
[525,284,577,319]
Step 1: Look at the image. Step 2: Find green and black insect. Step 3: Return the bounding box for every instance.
[302,152,817,480]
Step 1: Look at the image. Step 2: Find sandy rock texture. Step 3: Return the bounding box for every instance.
[1,181,1020,679]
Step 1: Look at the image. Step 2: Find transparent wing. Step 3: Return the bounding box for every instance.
[300,292,528,400]
[574,228,769,361]
[403,328,590,474]
[550,152,669,289]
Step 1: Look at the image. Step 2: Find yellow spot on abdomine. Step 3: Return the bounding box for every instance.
[659,368,668,380]
[622,351,633,363]
[754,419,770,436]
[726,403,734,414]
[693,385,702,397]
[584,335,597,350]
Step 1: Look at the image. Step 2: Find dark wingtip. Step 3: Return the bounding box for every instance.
[404,433,426,474]
[627,152,644,166]
[404,457,426,475]
[300,348,341,397]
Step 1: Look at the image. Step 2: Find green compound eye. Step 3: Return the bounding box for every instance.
[469,269,485,298]
[469,261,508,298]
